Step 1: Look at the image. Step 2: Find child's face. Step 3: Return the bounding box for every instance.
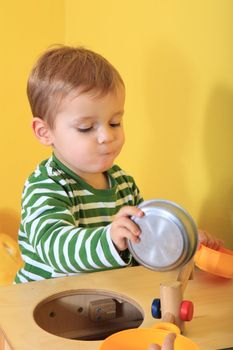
[49,86,125,179]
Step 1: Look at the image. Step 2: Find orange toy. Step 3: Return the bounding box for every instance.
[194,244,233,279]
[99,322,200,350]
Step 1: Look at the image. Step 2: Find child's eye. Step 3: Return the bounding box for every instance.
[77,127,93,133]
[110,123,121,128]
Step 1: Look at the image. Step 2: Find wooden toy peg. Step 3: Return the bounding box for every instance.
[159,258,195,333]
[160,281,185,332]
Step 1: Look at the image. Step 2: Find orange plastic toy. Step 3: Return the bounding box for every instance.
[99,322,200,350]
[194,244,233,279]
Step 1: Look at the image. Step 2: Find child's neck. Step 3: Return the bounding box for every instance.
[84,172,110,190]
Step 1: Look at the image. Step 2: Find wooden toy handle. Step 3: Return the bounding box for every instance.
[177,258,194,293]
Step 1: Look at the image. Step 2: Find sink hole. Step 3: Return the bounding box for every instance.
[33,289,144,341]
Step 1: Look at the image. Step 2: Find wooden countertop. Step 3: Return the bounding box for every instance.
[0,266,232,350]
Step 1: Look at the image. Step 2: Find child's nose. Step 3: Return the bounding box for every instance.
[97,126,114,144]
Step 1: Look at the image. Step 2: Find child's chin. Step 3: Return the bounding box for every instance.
[98,162,114,173]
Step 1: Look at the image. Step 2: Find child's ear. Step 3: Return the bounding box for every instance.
[31,118,53,146]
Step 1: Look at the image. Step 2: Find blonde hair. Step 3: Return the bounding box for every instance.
[27,45,124,127]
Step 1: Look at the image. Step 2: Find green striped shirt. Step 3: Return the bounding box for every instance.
[15,155,143,283]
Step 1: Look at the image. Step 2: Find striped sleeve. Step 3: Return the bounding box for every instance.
[21,181,128,274]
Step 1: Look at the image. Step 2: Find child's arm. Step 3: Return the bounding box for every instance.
[23,203,126,273]
[21,183,140,275]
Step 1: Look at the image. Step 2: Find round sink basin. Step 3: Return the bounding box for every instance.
[34,289,144,341]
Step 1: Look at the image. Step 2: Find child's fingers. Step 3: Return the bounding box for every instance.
[112,227,139,250]
[117,225,140,244]
[209,238,222,250]
[148,333,176,350]
[118,217,141,238]
[198,230,224,250]
[148,345,160,350]
[116,205,144,219]
[161,333,176,349]
[198,230,209,246]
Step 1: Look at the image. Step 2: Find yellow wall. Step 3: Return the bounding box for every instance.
[65,0,233,248]
[0,0,65,238]
[1,0,233,247]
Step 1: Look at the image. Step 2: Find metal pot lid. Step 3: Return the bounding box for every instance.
[128,199,198,271]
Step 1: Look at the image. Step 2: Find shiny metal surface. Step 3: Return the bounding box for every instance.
[128,199,198,271]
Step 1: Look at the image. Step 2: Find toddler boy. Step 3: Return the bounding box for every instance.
[15,46,221,283]
[15,46,144,283]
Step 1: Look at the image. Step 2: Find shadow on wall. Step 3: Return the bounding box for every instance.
[199,86,233,248]
[0,208,20,239]
[142,41,196,203]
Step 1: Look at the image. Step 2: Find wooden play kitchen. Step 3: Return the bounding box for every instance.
[0,200,232,349]
[0,266,233,350]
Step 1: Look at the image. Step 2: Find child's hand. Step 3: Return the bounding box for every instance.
[198,229,224,250]
[148,333,176,350]
[110,206,144,251]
